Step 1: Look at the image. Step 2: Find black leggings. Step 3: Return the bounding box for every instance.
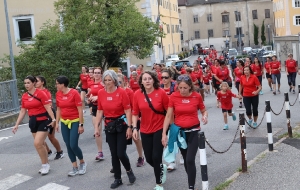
[140,129,164,184]
[243,95,259,117]
[287,72,297,87]
[105,128,131,179]
[179,130,199,190]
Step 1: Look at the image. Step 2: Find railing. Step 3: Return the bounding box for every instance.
[0,80,19,113]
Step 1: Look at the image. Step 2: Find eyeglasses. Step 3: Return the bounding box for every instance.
[94,72,101,74]
[89,72,93,73]
[177,75,190,81]
[161,76,170,79]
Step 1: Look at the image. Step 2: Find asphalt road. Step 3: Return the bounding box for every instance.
[1,56,300,190]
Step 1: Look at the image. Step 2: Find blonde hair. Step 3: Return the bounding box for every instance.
[220,82,229,90]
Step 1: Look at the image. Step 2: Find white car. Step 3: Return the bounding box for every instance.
[167,54,180,61]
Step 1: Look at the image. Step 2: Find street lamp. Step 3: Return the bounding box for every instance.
[267,24,271,45]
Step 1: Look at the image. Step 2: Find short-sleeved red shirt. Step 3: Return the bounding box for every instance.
[234,67,243,82]
[87,77,94,88]
[286,59,297,73]
[181,68,187,74]
[255,64,262,76]
[80,74,89,89]
[215,67,230,84]
[97,87,131,118]
[203,75,210,83]
[156,70,162,81]
[129,79,140,92]
[21,89,50,121]
[264,62,271,73]
[240,74,260,97]
[89,81,104,105]
[56,89,82,120]
[132,88,169,134]
[40,88,52,101]
[217,90,237,110]
[168,91,205,129]
[192,70,203,86]
[271,61,281,74]
[125,88,134,107]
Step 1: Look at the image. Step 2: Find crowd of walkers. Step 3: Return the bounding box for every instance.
[12,52,298,190]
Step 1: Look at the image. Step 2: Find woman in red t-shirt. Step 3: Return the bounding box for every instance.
[234,60,245,108]
[270,55,281,95]
[129,71,140,92]
[161,74,208,190]
[264,57,273,91]
[217,82,241,130]
[160,69,176,96]
[12,76,56,175]
[56,76,86,176]
[253,57,264,95]
[239,66,262,128]
[132,71,169,189]
[76,66,89,113]
[86,67,95,115]
[86,67,105,161]
[214,60,231,91]
[118,73,145,167]
[94,70,136,188]
[285,53,298,93]
[35,76,64,160]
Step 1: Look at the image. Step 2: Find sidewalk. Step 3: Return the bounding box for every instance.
[226,128,300,190]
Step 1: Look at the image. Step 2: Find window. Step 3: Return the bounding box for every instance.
[294,15,300,25]
[265,9,270,18]
[193,15,198,23]
[12,15,36,44]
[180,31,183,41]
[236,27,242,35]
[223,30,230,37]
[195,31,200,39]
[235,12,241,21]
[252,10,258,19]
[207,14,212,22]
[167,24,170,33]
[222,15,229,23]
[171,25,174,33]
[293,0,300,7]
[208,29,214,37]
[179,19,182,26]
[175,25,180,33]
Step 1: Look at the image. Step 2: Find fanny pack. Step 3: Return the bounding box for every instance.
[105,115,126,133]
[29,112,49,129]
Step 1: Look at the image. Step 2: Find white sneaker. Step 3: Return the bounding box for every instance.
[40,163,50,175]
[78,162,87,175]
[180,156,184,165]
[161,164,167,184]
[154,185,164,190]
[167,162,176,171]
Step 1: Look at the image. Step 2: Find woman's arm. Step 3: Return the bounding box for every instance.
[55,107,61,132]
[162,107,173,147]
[200,109,208,125]
[94,110,103,137]
[77,106,84,134]
[124,109,132,139]
[12,108,26,134]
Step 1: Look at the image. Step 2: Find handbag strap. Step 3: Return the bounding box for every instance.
[143,91,166,116]
[27,92,42,102]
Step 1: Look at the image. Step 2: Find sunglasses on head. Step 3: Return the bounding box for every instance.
[177,75,190,81]
[161,76,170,79]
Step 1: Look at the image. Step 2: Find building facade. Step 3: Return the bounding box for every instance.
[178,0,273,52]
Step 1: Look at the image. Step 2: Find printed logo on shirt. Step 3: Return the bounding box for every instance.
[62,96,68,100]
[182,99,190,103]
[28,97,33,101]
[116,93,119,97]
[155,93,158,97]
[94,85,98,88]
[107,97,112,101]
[144,98,152,102]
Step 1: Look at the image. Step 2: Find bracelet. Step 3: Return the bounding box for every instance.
[132,127,139,131]
[52,119,56,122]
[128,125,133,129]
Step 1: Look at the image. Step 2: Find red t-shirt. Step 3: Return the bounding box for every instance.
[181,68,186,74]
[56,89,82,120]
[215,67,230,84]
[211,65,217,74]
[132,88,169,134]
[203,75,210,83]
[206,70,212,80]
[217,90,237,110]
[234,67,243,82]
[21,89,50,121]
[264,62,271,73]
[240,75,260,97]
[168,91,205,129]
[80,74,89,89]
[89,81,104,105]
[270,61,281,74]
[87,78,94,88]
[286,59,297,73]
[125,88,134,107]
[156,70,162,81]
[254,64,262,76]
[129,79,140,92]
[41,88,52,100]
[97,87,131,119]
[192,70,203,86]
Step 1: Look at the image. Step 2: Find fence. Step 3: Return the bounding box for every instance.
[0,80,19,113]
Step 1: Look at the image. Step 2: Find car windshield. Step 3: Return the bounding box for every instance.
[229,50,237,53]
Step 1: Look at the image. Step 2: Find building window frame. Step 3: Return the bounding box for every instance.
[180,31,183,41]
[195,31,200,39]
[294,15,300,26]
[207,14,212,22]
[235,12,241,21]
[292,0,300,7]
[208,29,214,38]
[193,15,199,23]
[265,9,270,18]
[252,10,258,19]
[167,24,170,33]
[12,15,36,45]
[223,30,230,37]
[236,27,243,35]
[222,14,229,23]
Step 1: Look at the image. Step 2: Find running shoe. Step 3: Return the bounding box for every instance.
[48,150,52,157]
[232,113,236,121]
[136,157,145,167]
[40,163,50,175]
[54,151,64,160]
[223,124,229,130]
[68,167,79,176]
[259,90,263,95]
[270,88,273,91]
[253,122,258,128]
[95,152,104,161]
[110,179,123,189]
[78,162,87,175]
[126,169,136,184]
[179,156,184,165]
[273,91,276,95]
[293,89,295,94]
[161,164,167,184]
[248,119,253,127]
[110,168,114,173]
[154,185,164,190]
[239,102,243,108]
[289,87,292,92]
[167,162,176,171]
[278,90,281,94]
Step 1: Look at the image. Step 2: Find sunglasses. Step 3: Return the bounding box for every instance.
[94,72,101,74]
[161,76,170,79]
[177,75,190,81]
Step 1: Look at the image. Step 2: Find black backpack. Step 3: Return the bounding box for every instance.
[161,82,176,95]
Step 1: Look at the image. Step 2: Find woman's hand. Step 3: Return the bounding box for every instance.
[47,120,55,128]
[133,129,139,140]
[78,126,84,134]
[161,133,168,147]
[89,96,98,102]
[12,125,18,134]
[55,123,60,133]
[252,90,259,95]
[94,128,100,137]
[201,115,208,125]
[126,128,132,140]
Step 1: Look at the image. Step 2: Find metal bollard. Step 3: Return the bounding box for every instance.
[284,93,293,138]
[239,113,247,172]
[265,100,273,151]
[198,131,208,190]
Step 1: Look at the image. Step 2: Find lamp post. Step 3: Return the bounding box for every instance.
[268,24,271,45]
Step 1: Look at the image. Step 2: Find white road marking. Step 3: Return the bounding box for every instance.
[0,136,13,142]
[0,123,28,132]
[37,183,70,190]
[0,173,32,190]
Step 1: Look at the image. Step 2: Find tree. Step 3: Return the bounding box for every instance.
[261,20,266,45]
[253,24,259,46]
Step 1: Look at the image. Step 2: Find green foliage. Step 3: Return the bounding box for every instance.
[261,20,266,45]
[214,180,233,190]
[0,66,12,82]
[254,24,259,46]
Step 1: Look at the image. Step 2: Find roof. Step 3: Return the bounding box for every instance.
[185,0,247,6]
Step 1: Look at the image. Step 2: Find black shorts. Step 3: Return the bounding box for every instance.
[215,83,221,91]
[222,109,232,113]
[91,104,97,117]
[88,102,93,108]
[266,73,272,79]
[29,119,52,133]
[81,88,88,93]
[49,108,56,135]
[137,120,141,130]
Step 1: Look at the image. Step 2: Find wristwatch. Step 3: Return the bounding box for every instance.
[80,124,84,127]
[132,127,139,131]
[128,125,133,129]
[52,119,56,122]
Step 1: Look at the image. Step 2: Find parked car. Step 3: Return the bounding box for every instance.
[243,47,252,55]
[167,54,180,61]
[165,61,173,67]
[250,48,263,56]
[174,60,191,71]
[228,48,238,58]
